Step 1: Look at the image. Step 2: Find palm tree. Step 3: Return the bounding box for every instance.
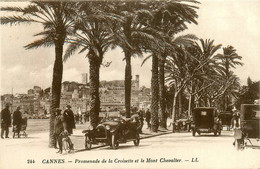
[186,39,222,114]
[64,2,113,128]
[214,46,243,110]
[1,2,77,147]
[106,1,159,118]
[143,0,199,131]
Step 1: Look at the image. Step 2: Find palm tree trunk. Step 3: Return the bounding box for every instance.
[178,91,183,117]
[49,41,63,148]
[89,53,101,129]
[171,92,178,123]
[124,51,132,118]
[151,54,159,132]
[188,82,195,117]
[158,57,167,129]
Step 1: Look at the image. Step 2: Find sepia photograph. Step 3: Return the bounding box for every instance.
[0,0,260,169]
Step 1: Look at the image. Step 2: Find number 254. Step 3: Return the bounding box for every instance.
[27,159,35,164]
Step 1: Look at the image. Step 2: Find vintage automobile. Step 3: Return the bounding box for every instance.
[219,111,233,131]
[191,107,222,136]
[234,104,260,150]
[82,113,140,150]
[172,118,192,132]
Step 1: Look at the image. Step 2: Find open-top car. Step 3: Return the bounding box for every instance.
[234,104,260,150]
[82,112,140,150]
[172,118,192,132]
[191,107,221,136]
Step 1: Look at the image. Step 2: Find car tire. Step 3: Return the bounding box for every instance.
[111,134,119,149]
[192,130,196,136]
[134,133,140,146]
[85,136,92,150]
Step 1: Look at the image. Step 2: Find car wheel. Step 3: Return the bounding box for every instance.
[192,130,196,136]
[134,133,140,146]
[111,134,119,149]
[85,136,92,150]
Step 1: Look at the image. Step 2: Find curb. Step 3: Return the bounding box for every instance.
[74,130,173,153]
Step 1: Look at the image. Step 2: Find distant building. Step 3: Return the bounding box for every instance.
[82,73,88,84]
[0,74,150,115]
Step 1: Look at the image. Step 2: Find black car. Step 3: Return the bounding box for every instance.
[219,111,233,131]
[191,107,221,136]
[234,104,260,150]
[82,113,140,150]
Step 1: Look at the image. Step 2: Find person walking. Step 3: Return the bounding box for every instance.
[145,108,151,129]
[54,108,68,154]
[231,108,240,129]
[1,103,12,139]
[63,105,76,135]
[13,106,23,138]
[137,109,144,133]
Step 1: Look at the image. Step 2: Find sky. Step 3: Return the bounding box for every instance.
[0,0,260,95]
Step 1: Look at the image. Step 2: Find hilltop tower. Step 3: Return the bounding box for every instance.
[135,75,139,90]
[82,73,88,84]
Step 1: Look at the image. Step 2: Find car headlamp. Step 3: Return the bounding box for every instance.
[105,125,111,130]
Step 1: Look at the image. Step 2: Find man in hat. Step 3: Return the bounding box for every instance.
[54,108,67,154]
[63,105,75,135]
[1,103,12,138]
[145,108,151,129]
[13,106,22,138]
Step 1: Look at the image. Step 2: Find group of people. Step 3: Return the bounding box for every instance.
[54,105,76,154]
[130,108,151,133]
[1,103,27,139]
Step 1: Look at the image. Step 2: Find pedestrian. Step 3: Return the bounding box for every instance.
[138,109,144,133]
[86,111,89,121]
[83,112,87,123]
[54,108,68,154]
[13,106,23,138]
[79,114,83,124]
[63,105,76,135]
[231,108,240,129]
[1,103,12,139]
[75,113,79,124]
[145,108,151,129]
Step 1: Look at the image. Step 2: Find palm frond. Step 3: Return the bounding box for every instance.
[1,16,39,25]
[63,43,81,62]
[141,55,152,67]
[24,36,54,49]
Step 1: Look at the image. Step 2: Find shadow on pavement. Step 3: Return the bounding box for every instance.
[100,144,149,150]
[194,134,232,138]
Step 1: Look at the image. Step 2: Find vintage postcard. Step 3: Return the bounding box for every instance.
[1,0,260,169]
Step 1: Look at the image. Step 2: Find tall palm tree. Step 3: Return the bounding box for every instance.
[214,46,243,109]
[106,1,159,118]
[187,39,222,114]
[64,1,113,128]
[142,0,199,131]
[1,2,77,147]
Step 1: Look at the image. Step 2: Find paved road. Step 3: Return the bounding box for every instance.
[1,128,260,169]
